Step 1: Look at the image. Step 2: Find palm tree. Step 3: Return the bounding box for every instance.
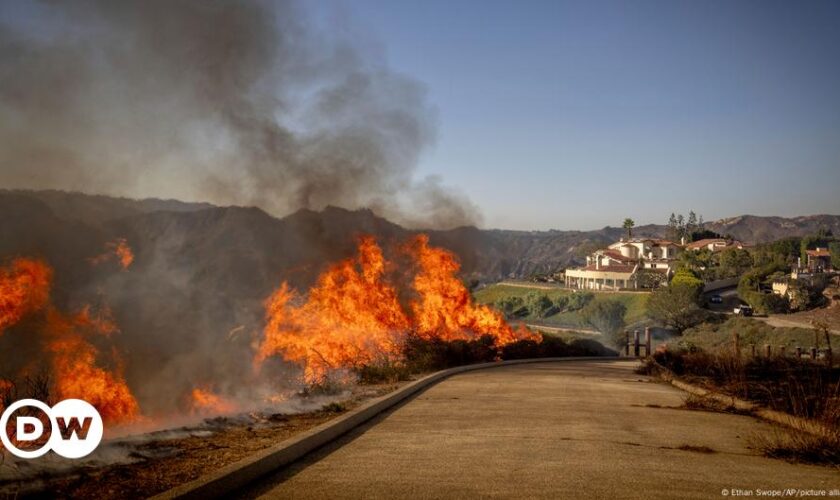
[622,218,635,239]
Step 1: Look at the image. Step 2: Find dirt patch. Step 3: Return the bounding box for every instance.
[766,303,840,333]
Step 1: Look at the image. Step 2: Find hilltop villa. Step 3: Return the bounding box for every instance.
[684,238,746,252]
[565,238,683,291]
[805,247,833,273]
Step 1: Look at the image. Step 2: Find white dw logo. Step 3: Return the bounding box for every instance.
[1,399,103,459]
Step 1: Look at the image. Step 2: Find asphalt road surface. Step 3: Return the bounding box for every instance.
[239,360,839,500]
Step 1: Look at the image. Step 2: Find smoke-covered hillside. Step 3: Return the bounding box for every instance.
[2,189,839,413]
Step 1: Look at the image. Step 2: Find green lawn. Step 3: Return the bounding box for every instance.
[473,283,650,329]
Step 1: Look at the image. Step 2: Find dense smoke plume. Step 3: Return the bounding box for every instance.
[0,0,479,229]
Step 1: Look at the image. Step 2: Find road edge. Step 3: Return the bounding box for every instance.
[654,365,834,437]
[151,356,616,500]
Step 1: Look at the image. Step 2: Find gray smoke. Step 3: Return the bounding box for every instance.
[0,0,480,229]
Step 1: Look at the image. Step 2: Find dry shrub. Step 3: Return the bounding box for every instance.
[654,346,840,465]
[652,348,840,419]
[682,393,749,415]
[750,427,840,465]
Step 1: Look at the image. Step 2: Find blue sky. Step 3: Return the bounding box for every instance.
[1,1,838,231]
[326,0,840,230]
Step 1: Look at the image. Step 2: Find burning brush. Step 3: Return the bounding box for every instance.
[254,234,538,384]
[2,234,535,436]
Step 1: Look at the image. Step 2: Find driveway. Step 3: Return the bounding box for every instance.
[239,360,839,499]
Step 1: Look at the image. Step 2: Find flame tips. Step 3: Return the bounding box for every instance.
[189,387,237,415]
[255,234,537,383]
[90,238,134,270]
[0,258,139,425]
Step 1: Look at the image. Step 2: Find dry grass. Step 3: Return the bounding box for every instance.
[750,428,840,466]
[681,393,750,416]
[650,346,840,465]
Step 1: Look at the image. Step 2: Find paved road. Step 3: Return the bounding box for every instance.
[239,360,839,500]
[754,315,840,335]
[522,322,600,336]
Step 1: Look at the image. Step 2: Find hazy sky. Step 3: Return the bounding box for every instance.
[2,1,838,231]
[331,0,840,230]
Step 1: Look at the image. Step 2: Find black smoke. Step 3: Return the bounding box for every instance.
[0,0,480,229]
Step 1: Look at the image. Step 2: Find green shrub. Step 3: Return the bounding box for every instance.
[580,299,627,347]
[525,292,555,318]
[741,290,789,314]
[647,284,709,333]
[495,296,527,317]
[566,292,594,311]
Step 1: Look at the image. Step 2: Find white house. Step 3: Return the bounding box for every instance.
[685,238,745,253]
[565,238,682,291]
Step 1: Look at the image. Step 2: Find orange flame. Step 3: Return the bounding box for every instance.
[189,387,237,415]
[255,236,410,383]
[255,235,538,383]
[0,259,139,425]
[90,238,134,270]
[0,258,52,334]
[45,307,140,425]
[408,234,533,345]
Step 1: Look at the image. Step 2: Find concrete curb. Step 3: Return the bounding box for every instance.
[657,368,835,438]
[151,356,615,500]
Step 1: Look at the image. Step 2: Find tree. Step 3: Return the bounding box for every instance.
[752,237,800,268]
[671,268,704,290]
[495,296,526,318]
[667,213,678,241]
[566,291,594,311]
[679,248,713,277]
[676,214,685,241]
[830,242,840,270]
[646,285,706,333]
[737,261,790,314]
[718,248,753,279]
[686,211,698,240]
[581,299,627,346]
[635,269,668,289]
[689,228,721,242]
[552,295,570,312]
[622,218,635,239]
[524,292,554,318]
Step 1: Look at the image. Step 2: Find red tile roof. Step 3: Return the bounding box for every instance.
[685,238,725,250]
[686,238,744,251]
[651,239,680,246]
[806,249,831,257]
[601,249,637,263]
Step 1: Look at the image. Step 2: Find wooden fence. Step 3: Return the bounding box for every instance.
[624,327,652,358]
[732,331,834,367]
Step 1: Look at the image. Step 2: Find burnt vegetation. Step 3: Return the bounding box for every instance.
[354,332,615,384]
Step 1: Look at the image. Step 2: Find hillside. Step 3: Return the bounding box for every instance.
[705,214,840,243]
[4,190,839,285]
[2,189,838,412]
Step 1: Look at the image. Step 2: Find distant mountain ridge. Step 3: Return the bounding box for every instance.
[3,190,838,284]
[2,189,837,411]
